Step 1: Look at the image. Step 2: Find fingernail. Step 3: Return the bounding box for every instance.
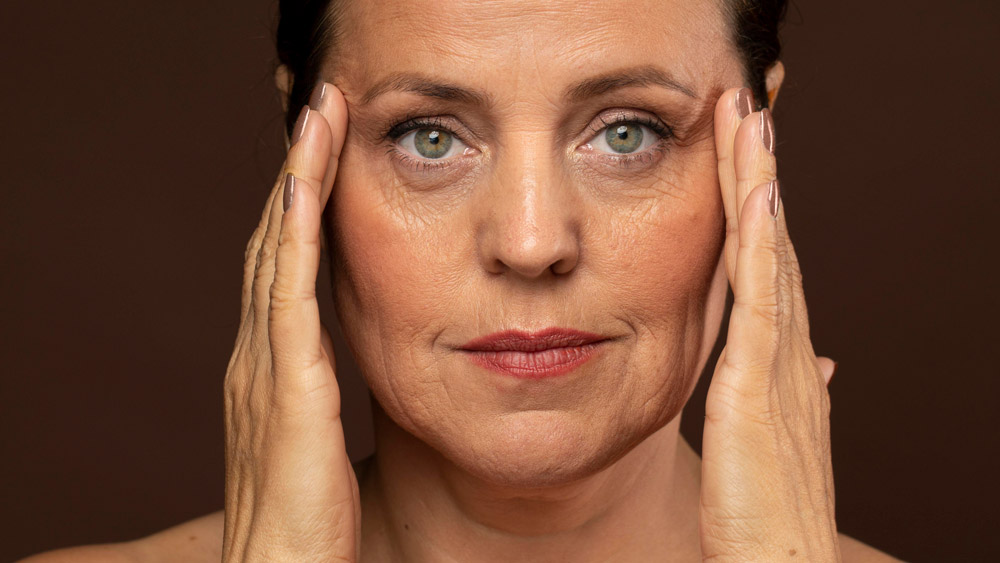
[290,105,310,147]
[760,108,775,154]
[830,361,839,384]
[767,179,780,218]
[283,173,295,212]
[736,87,753,119]
[309,81,328,109]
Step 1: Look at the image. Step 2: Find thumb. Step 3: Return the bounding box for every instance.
[816,356,837,385]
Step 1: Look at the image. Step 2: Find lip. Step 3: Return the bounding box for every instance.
[459,328,607,379]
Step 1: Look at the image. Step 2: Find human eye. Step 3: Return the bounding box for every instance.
[388,117,474,165]
[579,111,674,166]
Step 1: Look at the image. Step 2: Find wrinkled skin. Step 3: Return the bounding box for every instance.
[217,0,853,561]
[329,0,738,491]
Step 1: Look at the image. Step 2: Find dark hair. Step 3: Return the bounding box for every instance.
[276,0,787,136]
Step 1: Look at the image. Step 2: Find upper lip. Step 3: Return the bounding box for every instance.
[459,327,607,352]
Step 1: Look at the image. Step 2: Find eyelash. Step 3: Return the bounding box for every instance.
[383,111,675,171]
[584,111,674,168]
[384,116,462,172]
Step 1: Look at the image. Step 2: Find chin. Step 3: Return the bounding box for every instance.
[437,408,662,489]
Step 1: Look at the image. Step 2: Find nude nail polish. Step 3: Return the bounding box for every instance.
[309,81,328,109]
[761,108,775,154]
[767,179,780,218]
[290,105,310,147]
[736,87,753,119]
[283,173,295,212]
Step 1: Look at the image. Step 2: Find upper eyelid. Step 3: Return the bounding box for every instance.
[386,116,472,142]
[384,110,673,160]
[586,110,673,138]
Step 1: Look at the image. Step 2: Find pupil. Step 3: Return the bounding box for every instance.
[428,131,440,145]
[616,125,629,140]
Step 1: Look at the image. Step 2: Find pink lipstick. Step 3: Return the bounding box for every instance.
[459,328,606,379]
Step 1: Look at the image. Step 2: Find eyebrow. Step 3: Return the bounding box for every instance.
[360,65,698,107]
[361,72,494,106]
[564,65,698,101]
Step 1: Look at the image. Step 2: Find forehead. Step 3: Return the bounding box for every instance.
[331,0,742,102]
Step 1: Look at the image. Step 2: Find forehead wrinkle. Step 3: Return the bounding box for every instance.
[335,0,743,115]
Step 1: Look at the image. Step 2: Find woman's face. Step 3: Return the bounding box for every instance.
[326,0,743,486]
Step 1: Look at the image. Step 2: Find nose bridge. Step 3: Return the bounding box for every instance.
[478,129,580,278]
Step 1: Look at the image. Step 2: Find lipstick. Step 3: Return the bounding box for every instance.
[459,328,606,379]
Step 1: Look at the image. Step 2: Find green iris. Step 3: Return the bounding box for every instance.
[414,129,453,159]
[605,123,643,154]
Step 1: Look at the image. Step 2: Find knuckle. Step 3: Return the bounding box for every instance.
[268,283,314,314]
[244,230,262,263]
[733,295,782,325]
[706,379,779,428]
[257,240,277,264]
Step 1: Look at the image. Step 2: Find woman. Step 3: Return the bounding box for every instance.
[24,0,902,561]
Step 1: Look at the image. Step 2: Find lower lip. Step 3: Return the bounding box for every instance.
[463,343,602,379]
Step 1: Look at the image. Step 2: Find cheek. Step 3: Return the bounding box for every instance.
[591,164,724,412]
[592,149,724,331]
[327,146,470,416]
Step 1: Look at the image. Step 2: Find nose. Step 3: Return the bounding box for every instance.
[477,141,581,279]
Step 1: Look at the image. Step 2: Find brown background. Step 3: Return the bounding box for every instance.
[2,1,997,561]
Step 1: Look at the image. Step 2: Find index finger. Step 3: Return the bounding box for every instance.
[306,82,349,209]
[716,86,755,283]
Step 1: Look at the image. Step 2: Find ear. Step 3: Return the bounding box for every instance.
[275,64,293,113]
[765,60,785,109]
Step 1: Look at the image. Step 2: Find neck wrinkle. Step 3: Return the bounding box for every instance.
[363,403,703,563]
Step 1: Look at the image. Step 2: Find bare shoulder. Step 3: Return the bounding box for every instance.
[18,457,376,563]
[839,532,905,562]
[17,511,224,563]
[17,542,145,563]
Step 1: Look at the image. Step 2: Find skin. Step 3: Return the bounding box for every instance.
[20,0,903,562]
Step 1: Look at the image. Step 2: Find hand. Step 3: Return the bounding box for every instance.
[221,83,359,562]
[699,88,841,561]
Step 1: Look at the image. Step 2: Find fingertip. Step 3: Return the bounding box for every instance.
[313,82,348,156]
[767,179,781,220]
[282,172,295,213]
[816,357,837,385]
[739,180,780,243]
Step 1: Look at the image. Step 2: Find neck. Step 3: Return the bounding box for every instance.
[360,403,704,563]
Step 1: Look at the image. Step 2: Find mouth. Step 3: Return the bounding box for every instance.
[458,328,608,379]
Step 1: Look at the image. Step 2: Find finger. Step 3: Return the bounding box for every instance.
[251,105,332,336]
[733,108,777,225]
[816,356,836,385]
[240,184,282,327]
[251,166,294,338]
[268,112,335,399]
[721,180,783,395]
[716,86,755,283]
[306,82,349,209]
[772,188,817,344]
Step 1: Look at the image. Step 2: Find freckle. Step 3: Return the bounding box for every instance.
[189,536,196,541]
[404,523,410,530]
[789,549,797,556]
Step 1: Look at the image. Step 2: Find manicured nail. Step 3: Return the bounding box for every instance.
[761,108,775,154]
[767,179,780,218]
[309,81,328,109]
[283,173,295,212]
[736,87,753,119]
[290,105,310,147]
[830,361,838,384]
